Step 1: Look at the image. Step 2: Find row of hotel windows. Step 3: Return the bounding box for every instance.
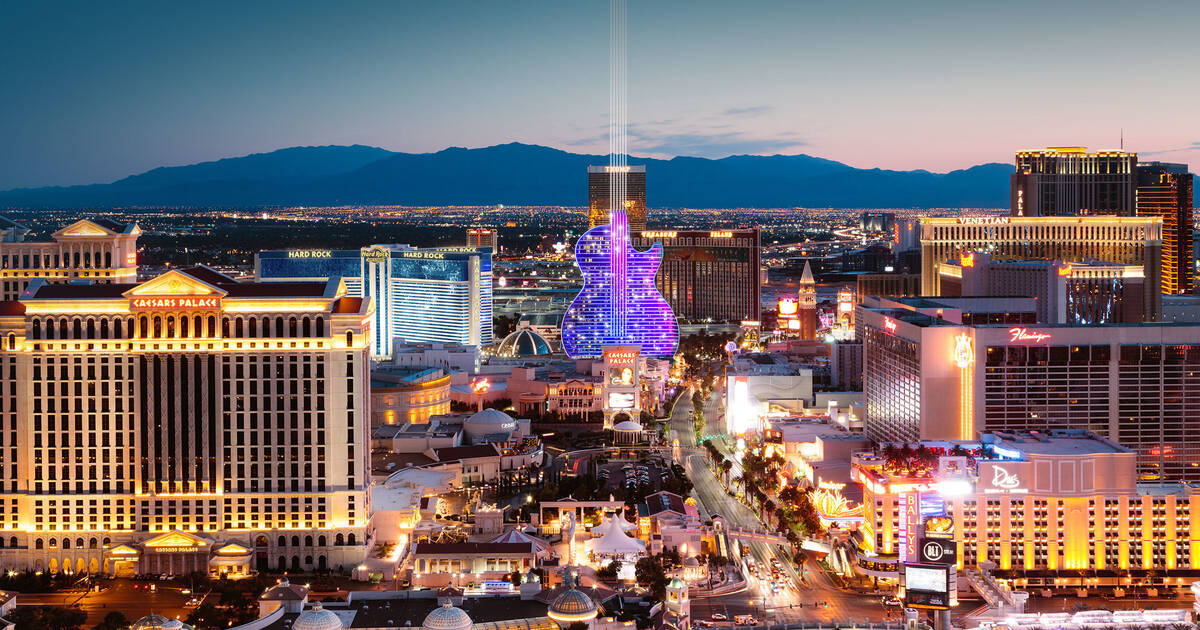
[0,249,120,269]
[27,315,331,340]
[985,344,1200,366]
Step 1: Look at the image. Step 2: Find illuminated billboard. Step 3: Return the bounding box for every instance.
[608,392,636,409]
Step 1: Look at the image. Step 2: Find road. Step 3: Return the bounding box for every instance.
[670,387,891,626]
[18,579,194,627]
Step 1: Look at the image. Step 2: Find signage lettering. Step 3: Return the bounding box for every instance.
[288,250,331,258]
[131,297,221,310]
[709,231,733,238]
[1008,327,1051,343]
[883,317,898,335]
[959,252,975,268]
[991,466,1020,490]
[898,492,919,562]
[956,217,1010,226]
[401,251,446,260]
[361,247,390,264]
[604,349,640,366]
[642,231,677,239]
[919,538,957,565]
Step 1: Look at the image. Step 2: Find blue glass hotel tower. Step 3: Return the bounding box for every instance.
[256,245,492,358]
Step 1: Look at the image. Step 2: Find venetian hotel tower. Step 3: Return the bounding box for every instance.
[0,266,371,577]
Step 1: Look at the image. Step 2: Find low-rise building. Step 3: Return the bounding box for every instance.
[371,365,451,427]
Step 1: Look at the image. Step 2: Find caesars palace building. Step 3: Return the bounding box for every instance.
[0,264,372,578]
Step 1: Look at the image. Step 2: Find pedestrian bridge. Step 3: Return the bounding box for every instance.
[725,526,789,546]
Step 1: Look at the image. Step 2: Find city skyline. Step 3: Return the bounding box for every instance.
[3,1,1200,190]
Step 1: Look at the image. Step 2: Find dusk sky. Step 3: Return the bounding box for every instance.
[2,0,1199,190]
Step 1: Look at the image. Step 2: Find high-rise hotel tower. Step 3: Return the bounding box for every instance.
[0,266,371,577]
[588,165,647,231]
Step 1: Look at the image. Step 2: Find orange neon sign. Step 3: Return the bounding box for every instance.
[959,252,975,268]
[1008,327,1050,343]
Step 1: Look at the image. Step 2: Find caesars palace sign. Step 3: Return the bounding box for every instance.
[130,297,222,311]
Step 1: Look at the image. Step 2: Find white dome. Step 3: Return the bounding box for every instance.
[423,602,473,630]
[130,615,193,630]
[292,604,344,630]
[613,420,642,431]
[464,408,518,437]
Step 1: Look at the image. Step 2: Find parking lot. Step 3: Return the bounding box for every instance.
[596,458,673,494]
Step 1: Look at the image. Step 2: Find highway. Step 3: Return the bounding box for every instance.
[670,387,890,626]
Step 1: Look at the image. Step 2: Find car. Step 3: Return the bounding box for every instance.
[882,596,902,606]
[710,614,727,621]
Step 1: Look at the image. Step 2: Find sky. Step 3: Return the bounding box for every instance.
[2,0,1199,190]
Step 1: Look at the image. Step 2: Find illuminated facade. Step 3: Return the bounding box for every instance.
[370,366,451,427]
[1010,147,1137,217]
[629,229,760,322]
[0,267,371,575]
[937,252,1145,324]
[256,245,493,358]
[862,303,1200,481]
[0,217,140,301]
[466,227,498,251]
[855,431,1200,585]
[588,165,646,231]
[919,216,1162,321]
[1136,162,1194,295]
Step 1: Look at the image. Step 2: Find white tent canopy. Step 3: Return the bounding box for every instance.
[588,517,646,557]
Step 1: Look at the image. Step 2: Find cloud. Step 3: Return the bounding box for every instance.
[1141,142,1200,156]
[720,106,775,117]
[627,129,805,158]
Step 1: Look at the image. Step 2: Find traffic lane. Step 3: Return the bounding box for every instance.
[20,580,194,627]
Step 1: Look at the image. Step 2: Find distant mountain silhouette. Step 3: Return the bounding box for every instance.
[0,142,1015,208]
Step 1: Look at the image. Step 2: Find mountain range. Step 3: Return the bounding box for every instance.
[0,143,1016,208]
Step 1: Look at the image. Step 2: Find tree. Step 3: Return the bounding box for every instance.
[9,606,87,630]
[634,556,669,600]
[596,559,622,581]
[92,612,130,630]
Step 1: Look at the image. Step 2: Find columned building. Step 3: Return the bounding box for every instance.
[0,266,371,575]
[0,217,140,301]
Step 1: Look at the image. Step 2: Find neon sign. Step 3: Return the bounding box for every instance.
[125,252,138,266]
[991,466,1020,490]
[603,348,639,366]
[956,217,1010,225]
[642,231,677,239]
[898,492,919,562]
[953,334,974,368]
[1008,327,1051,343]
[130,297,221,310]
[959,252,975,268]
[709,231,733,238]
[778,299,798,316]
[361,247,390,264]
[288,250,331,258]
[401,251,446,259]
[883,317,898,335]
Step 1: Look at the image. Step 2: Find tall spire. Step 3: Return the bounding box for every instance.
[800,260,814,285]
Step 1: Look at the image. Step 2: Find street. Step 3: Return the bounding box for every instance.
[670,387,891,626]
[17,579,194,627]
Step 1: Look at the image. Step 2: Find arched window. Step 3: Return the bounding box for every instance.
[6,333,14,350]
[8,537,15,548]
[208,316,217,338]
[62,538,71,549]
[36,538,44,549]
[102,537,110,547]
[318,535,327,547]
[347,533,356,545]
[235,318,244,338]
[335,533,344,546]
[288,317,297,338]
[278,535,286,547]
[275,317,285,337]
[180,317,188,338]
[86,319,95,339]
[89,538,98,549]
[345,331,353,347]
[76,538,84,549]
[256,535,268,547]
[290,535,300,547]
[194,315,203,337]
[165,316,175,338]
[302,317,311,338]
[315,317,325,337]
[304,555,313,567]
[31,320,40,340]
[99,319,109,339]
[73,318,82,339]
[221,318,230,337]
[139,316,148,339]
[249,318,257,338]
[153,316,162,338]
[304,535,313,547]
[59,318,68,339]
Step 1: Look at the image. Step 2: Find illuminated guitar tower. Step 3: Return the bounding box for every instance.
[561,0,679,373]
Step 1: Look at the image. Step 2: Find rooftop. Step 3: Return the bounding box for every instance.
[983,430,1129,457]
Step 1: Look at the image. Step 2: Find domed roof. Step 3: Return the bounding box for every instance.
[497,327,552,357]
[129,615,193,630]
[423,602,473,630]
[548,588,599,623]
[669,576,687,589]
[613,420,642,432]
[464,408,518,437]
[292,604,344,630]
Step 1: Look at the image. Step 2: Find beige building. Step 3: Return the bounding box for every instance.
[855,431,1200,591]
[0,217,140,301]
[371,365,451,427]
[918,216,1162,321]
[0,266,372,575]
